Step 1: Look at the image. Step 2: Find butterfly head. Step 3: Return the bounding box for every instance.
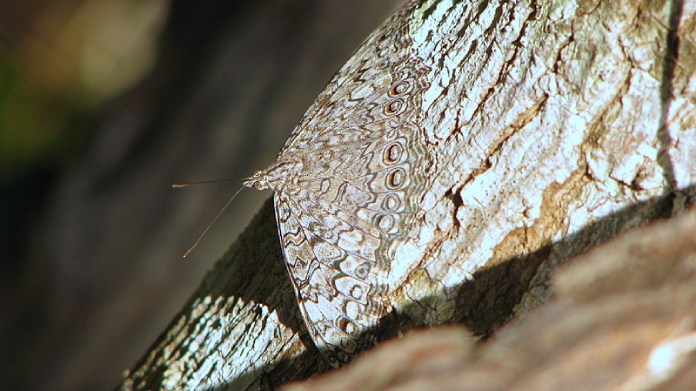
[242,170,270,190]
[243,159,303,191]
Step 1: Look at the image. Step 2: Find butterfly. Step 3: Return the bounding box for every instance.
[243,5,431,366]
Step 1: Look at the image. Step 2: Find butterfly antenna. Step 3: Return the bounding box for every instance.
[182,186,245,258]
[172,179,237,188]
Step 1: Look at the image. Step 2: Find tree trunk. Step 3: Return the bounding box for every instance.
[285,207,696,391]
[120,0,695,389]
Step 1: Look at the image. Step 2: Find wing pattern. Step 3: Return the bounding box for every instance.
[244,4,431,365]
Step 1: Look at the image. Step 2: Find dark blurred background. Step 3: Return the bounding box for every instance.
[0,0,403,389]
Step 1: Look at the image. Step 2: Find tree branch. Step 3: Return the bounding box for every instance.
[120,0,695,389]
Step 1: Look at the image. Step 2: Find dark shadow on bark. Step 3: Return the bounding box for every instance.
[656,0,683,192]
[454,187,679,335]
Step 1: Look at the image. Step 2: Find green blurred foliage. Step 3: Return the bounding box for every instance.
[0,0,166,180]
[0,54,88,179]
[0,0,167,283]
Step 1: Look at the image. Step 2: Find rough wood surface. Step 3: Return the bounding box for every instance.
[285,207,696,391]
[120,0,695,389]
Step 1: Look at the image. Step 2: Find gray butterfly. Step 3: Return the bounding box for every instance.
[244,10,431,366]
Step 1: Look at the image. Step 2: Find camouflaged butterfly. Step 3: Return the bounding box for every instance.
[244,4,431,366]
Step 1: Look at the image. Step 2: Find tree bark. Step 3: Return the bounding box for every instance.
[120,0,695,389]
[285,207,696,391]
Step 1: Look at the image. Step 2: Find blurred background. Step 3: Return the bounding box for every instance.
[0,0,403,389]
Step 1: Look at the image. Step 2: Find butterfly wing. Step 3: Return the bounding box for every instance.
[264,5,432,365]
[274,191,388,366]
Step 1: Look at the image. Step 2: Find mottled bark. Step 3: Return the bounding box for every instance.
[120,0,695,389]
[286,208,696,391]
